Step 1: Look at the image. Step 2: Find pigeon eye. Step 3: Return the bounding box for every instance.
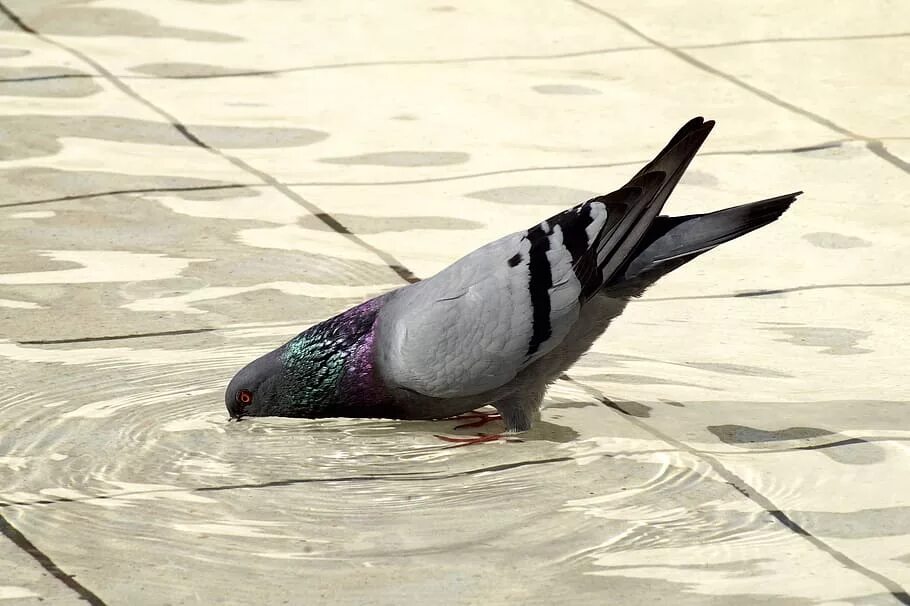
[237,390,253,405]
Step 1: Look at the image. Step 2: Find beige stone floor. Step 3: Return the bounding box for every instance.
[0,1,908,605]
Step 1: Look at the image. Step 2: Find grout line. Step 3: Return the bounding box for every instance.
[2,33,905,83]
[18,328,218,345]
[561,374,910,604]
[0,456,577,509]
[0,2,418,284]
[683,31,910,49]
[0,141,847,210]
[568,0,909,176]
[117,46,651,79]
[638,281,910,302]
[0,183,258,209]
[0,513,106,605]
[866,141,910,173]
[10,322,316,346]
[0,73,96,82]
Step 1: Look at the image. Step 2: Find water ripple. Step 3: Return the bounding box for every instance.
[0,331,836,603]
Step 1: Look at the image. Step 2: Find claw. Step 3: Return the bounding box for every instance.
[433,409,513,447]
[451,410,502,430]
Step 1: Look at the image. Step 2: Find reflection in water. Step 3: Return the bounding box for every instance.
[0,331,903,604]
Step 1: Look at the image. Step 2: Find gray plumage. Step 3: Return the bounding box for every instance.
[225,117,800,432]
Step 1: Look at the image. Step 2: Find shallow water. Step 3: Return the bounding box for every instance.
[3,320,909,604]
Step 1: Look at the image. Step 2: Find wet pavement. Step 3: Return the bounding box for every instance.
[1,1,908,604]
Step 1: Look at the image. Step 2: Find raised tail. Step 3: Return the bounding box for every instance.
[618,191,802,284]
[594,118,715,283]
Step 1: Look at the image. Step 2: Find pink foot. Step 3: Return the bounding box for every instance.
[449,410,503,430]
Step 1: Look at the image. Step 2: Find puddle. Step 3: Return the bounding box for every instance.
[0,328,851,604]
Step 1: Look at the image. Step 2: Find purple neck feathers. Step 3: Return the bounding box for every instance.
[336,296,390,409]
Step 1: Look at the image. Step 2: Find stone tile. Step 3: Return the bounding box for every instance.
[688,38,910,138]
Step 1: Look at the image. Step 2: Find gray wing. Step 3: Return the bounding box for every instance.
[375,118,714,400]
[374,229,576,398]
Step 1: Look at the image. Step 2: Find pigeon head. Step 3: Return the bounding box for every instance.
[225,297,388,420]
[225,332,349,420]
[225,346,286,419]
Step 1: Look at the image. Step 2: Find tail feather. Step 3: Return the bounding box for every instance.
[594,118,715,281]
[620,192,802,282]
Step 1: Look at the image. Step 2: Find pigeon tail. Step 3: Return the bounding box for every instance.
[617,191,802,284]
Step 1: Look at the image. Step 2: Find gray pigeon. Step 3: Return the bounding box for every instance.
[226,117,800,433]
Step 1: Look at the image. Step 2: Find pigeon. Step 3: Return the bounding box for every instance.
[226,117,800,435]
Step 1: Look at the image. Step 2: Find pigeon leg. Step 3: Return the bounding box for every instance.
[493,389,544,433]
[432,391,542,447]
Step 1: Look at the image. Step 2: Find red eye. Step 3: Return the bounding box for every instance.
[237,390,252,405]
